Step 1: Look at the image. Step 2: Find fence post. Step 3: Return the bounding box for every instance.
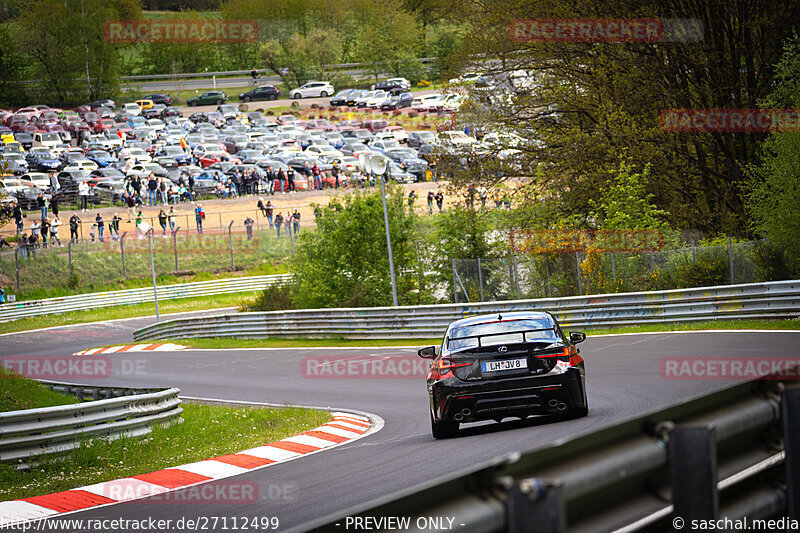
[650,250,655,276]
[172,227,180,272]
[147,229,160,321]
[728,236,734,284]
[477,257,485,302]
[68,241,73,275]
[692,240,696,262]
[452,258,457,303]
[544,254,552,298]
[575,252,583,296]
[218,212,223,230]
[119,232,127,279]
[513,255,521,299]
[228,220,235,270]
[14,247,20,293]
[288,220,294,253]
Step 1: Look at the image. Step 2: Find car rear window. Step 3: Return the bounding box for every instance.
[447,319,559,352]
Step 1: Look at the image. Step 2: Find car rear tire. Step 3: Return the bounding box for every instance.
[320,91,328,97]
[292,93,301,99]
[189,101,197,107]
[431,412,459,439]
[269,94,277,100]
[243,96,251,102]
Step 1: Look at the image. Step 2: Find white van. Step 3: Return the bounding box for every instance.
[123,102,142,116]
[33,132,62,149]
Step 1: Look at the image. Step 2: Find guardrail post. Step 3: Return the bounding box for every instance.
[575,252,583,296]
[172,226,180,272]
[669,426,718,522]
[120,232,127,279]
[728,236,734,284]
[228,220,235,270]
[477,258,484,302]
[507,478,565,533]
[783,389,800,520]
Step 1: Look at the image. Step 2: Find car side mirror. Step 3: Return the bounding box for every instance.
[418,346,437,359]
[570,332,586,344]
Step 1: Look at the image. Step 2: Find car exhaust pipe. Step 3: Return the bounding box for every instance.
[548,399,558,407]
[454,413,463,421]
[557,402,567,411]
[461,408,471,417]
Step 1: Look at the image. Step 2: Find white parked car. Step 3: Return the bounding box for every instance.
[289,81,335,99]
[354,91,377,107]
[63,159,99,172]
[126,147,152,163]
[366,91,389,108]
[411,94,442,111]
[123,102,142,116]
[33,132,62,149]
[305,145,343,160]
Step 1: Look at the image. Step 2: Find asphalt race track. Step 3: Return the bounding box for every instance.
[1,317,798,532]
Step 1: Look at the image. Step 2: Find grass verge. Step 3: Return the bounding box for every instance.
[163,318,800,349]
[0,375,331,500]
[0,292,257,336]
[0,369,81,412]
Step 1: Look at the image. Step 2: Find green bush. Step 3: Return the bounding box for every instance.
[240,283,296,312]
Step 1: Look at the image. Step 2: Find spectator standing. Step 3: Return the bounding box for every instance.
[159,178,168,205]
[265,201,274,228]
[167,207,176,232]
[427,190,435,215]
[435,190,444,212]
[478,185,487,208]
[95,213,105,242]
[158,209,167,236]
[19,234,30,258]
[135,210,144,238]
[50,193,59,218]
[40,218,50,248]
[292,209,300,234]
[13,202,24,235]
[89,223,96,243]
[194,203,205,234]
[69,214,80,243]
[30,219,41,248]
[50,216,62,246]
[111,213,121,240]
[79,180,90,211]
[331,161,340,189]
[312,163,321,190]
[274,212,284,237]
[429,159,438,182]
[408,190,417,209]
[48,172,58,194]
[131,175,142,198]
[188,173,195,195]
[244,216,254,240]
[147,174,158,206]
[287,168,295,193]
[37,193,47,221]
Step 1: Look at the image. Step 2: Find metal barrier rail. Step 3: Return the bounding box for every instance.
[0,274,291,323]
[0,385,182,465]
[307,373,800,532]
[133,280,800,341]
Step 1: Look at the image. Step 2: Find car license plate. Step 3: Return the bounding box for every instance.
[482,358,527,373]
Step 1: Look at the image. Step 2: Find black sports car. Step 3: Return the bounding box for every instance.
[419,311,588,438]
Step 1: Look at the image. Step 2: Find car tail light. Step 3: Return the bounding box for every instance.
[535,346,581,365]
[433,358,472,378]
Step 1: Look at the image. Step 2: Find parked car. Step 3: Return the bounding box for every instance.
[380,92,414,110]
[290,81,334,99]
[239,85,280,102]
[370,80,409,94]
[187,91,228,106]
[143,93,172,106]
[345,90,365,106]
[419,311,588,438]
[329,89,354,106]
[408,131,436,148]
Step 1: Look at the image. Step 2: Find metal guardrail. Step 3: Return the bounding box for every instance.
[0,274,291,323]
[133,280,800,342]
[121,58,436,82]
[308,373,800,532]
[0,384,182,465]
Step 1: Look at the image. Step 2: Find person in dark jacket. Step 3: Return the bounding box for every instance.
[274,212,284,237]
[13,202,24,234]
[147,174,158,206]
[69,214,81,243]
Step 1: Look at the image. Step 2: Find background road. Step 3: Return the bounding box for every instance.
[1,319,796,532]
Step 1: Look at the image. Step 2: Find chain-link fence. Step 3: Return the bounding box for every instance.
[451,240,779,303]
[0,217,312,299]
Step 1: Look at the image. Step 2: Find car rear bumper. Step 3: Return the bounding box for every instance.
[430,366,586,423]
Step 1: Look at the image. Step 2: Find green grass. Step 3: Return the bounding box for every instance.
[0,399,331,500]
[165,318,800,349]
[0,291,257,335]
[0,369,81,412]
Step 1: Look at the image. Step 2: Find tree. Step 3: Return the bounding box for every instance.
[355,0,423,79]
[291,186,418,308]
[452,0,800,235]
[591,159,670,231]
[745,35,800,273]
[17,0,141,105]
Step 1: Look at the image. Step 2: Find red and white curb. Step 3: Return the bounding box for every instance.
[0,412,376,527]
[73,343,187,356]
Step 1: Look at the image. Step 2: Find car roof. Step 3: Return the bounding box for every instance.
[448,311,555,329]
